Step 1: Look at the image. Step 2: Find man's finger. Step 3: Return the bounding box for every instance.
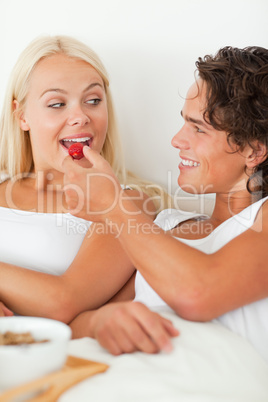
[83,147,115,172]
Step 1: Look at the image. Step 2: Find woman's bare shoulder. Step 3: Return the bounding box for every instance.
[0,180,10,207]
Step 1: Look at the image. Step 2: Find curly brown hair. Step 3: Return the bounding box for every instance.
[196,46,268,197]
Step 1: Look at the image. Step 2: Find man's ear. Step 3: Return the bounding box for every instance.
[246,142,267,169]
[13,100,30,131]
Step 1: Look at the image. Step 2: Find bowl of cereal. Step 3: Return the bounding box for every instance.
[0,316,71,391]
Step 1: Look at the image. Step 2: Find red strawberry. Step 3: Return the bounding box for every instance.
[68,143,84,160]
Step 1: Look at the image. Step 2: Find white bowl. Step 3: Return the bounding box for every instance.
[0,316,71,391]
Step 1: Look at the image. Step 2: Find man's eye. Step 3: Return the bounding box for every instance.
[86,98,101,105]
[196,126,205,133]
[48,102,65,108]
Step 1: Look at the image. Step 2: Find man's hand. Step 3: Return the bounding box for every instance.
[62,146,122,222]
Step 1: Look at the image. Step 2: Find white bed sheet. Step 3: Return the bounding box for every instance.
[61,310,268,401]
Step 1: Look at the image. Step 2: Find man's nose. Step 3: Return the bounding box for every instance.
[171,126,190,150]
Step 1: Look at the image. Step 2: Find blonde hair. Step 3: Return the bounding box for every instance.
[0,35,171,211]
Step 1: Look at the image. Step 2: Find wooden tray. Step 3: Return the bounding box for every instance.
[0,355,109,401]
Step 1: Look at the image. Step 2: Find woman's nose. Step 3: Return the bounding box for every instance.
[171,126,190,150]
[67,105,90,126]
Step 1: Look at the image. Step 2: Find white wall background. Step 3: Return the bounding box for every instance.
[1,0,268,199]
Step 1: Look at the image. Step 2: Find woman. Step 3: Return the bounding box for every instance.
[0,35,169,322]
[62,46,268,362]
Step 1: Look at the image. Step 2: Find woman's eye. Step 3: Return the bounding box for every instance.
[86,98,101,105]
[48,102,65,108]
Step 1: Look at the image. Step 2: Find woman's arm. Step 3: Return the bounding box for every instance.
[69,301,179,355]
[68,263,179,355]
[0,190,156,323]
[63,148,268,321]
[0,301,13,317]
[0,227,135,322]
[69,272,136,339]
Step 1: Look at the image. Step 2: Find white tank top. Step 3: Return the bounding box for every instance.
[0,183,129,275]
[0,207,91,275]
[134,197,268,363]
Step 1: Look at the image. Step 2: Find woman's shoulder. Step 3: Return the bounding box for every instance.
[0,172,9,183]
[0,176,10,208]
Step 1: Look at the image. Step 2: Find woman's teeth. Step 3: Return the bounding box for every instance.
[181,159,200,167]
[62,137,90,143]
[61,137,91,149]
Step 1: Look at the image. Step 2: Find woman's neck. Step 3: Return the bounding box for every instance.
[33,169,65,191]
[0,169,68,213]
